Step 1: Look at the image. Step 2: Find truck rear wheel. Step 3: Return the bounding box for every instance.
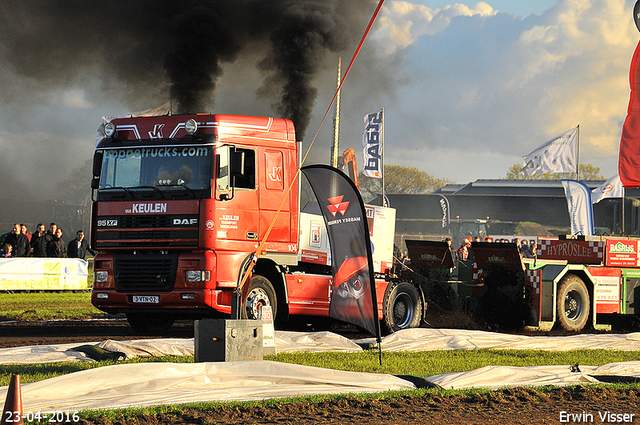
[242,275,277,320]
[126,312,175,335]
[383,282,422,333]
[556,274,590,332]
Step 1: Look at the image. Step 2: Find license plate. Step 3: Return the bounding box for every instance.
[132,295,160,304]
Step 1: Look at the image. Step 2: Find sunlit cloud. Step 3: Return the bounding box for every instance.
[363,0,638,183]
[372,1,497,55]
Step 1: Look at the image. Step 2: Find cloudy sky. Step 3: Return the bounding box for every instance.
[0,0,637,204]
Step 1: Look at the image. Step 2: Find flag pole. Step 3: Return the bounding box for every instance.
[622,195,626,235]
[381,108,386,206]
[576,124,580,181]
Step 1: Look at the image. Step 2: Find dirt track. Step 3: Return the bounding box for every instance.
[0,317,194,349]
[2,317,640,424]
[76,387,640,425]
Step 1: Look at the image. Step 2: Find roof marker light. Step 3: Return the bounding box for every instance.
[104,122,116,137]
[185,119,198,135]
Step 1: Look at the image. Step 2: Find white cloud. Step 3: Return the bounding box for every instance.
[372,1,497,55]
[354,0,638,183]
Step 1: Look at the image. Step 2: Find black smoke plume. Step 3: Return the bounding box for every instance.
[0,0,373,139]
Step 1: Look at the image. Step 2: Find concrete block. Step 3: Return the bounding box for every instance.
[194,319,263,362]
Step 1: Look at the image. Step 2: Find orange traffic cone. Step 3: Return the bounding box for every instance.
[1,374,23,425]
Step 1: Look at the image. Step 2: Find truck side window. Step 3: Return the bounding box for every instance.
[233,148,255,190]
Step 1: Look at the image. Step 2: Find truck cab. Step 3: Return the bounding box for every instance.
[90,114,298,333]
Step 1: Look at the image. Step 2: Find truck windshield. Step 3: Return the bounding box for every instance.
[99,146,212,190]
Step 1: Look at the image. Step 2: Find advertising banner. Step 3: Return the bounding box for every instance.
[561,180,594,236]
[605,239,640,267]
[362,109,383,178]
[301,164,380,338]
[0,258,89,290]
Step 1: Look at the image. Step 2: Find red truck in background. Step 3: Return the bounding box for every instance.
[437,235,640,333]
[90,113,424,334]
[523,236,640,332]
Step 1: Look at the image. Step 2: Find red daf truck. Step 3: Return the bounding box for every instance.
[90,113,424,334]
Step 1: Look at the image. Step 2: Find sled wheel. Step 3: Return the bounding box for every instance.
[383,281,422,333]
[556,274,590,332]
[242,275,277,320]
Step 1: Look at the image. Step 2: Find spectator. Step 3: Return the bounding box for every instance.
[444,237,458,260]
[21,224,31,242]
[0,228,11,246]
[47,228,67,258]
[67,230,96,259]
[457,238,471,261]
[519,239,530,257]
[30,223,47,257]
[0,243,12,258]
[4,223,30,257]
[524,241,538,259]
[483,236,493,243]
[43,223,57,255]
[444,236,458,279]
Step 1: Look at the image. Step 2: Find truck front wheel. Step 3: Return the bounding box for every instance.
[126,312,175,335]
[242,275,277,320]
[556,275,590,332]
[382,282,422,333]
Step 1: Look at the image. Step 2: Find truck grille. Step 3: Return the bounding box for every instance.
[95,214,199,248]
[114,253,178,292]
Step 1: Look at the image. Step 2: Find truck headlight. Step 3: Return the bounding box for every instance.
[94,271,108,283]
[185,270,210,282]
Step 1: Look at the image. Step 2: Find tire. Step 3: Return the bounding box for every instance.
[556,274,590,332]
[382,282,422,333]
[126,312,175,335]
[241,275,277,320]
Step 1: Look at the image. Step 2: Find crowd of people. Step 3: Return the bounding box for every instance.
[0,223,96,259]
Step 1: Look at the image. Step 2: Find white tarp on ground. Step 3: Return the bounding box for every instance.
[3,328,640,365]
[373,328,640,352]
[3,360,640,412]
[0,361,415,411]
[0,331,362,365]
[428,361,640,390]
[4,329,640,411]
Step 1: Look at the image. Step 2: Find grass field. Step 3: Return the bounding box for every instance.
[0,291,104,320]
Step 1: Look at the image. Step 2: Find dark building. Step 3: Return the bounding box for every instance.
[369,180,640,248]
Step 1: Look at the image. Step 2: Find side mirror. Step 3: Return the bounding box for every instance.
[215,147,233,201]
[92,151,103,177]
[91,177,100,190]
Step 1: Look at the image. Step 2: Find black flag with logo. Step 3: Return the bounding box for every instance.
[301,164,380,338]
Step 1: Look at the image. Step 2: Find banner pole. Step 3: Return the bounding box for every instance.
[381,108,386,206]
[576,124,580,180]
[622,195,626,234]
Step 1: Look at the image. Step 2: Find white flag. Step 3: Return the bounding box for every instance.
[521,126,579,176]
[362,109,383,178]
[591,175,624,204]
[562,180,594,236]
